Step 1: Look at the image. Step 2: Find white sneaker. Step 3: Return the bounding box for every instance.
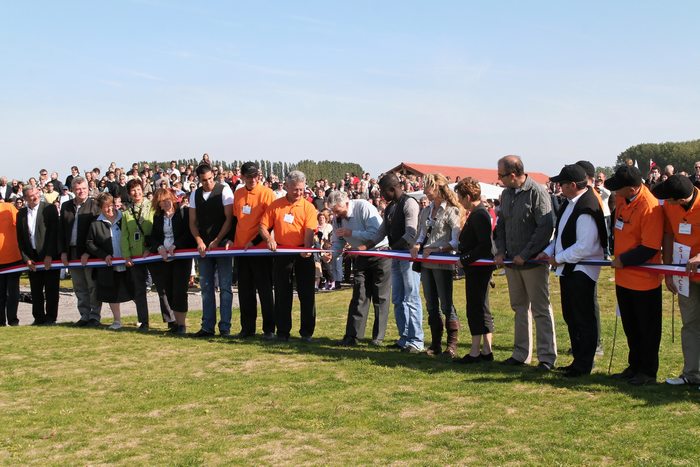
[108,321,122,330]
[665,376,690,385]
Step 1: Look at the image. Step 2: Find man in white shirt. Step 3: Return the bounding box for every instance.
[537,164,607,377]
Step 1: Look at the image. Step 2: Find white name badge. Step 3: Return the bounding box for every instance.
[242,205,252,215]
[679,223,692,235]
[283,213,294,224]
[615,219,624,231]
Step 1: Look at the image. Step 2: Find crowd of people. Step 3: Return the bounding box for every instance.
[0,154,699,389]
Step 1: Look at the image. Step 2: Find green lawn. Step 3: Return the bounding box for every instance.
[1,268,698,465]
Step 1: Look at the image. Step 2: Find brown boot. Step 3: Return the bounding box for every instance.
[426,315,444,356]
[445,320,460,358]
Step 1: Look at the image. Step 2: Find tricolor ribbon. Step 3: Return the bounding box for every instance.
[2,247,697,278]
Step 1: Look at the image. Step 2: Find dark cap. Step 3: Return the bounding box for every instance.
[240,161,260,177]
[604,165,642,191]
[550,164,587,184]
[575,160,596,178]
[651,174,694,200]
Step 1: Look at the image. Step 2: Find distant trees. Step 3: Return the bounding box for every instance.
[616,139,700,174]
[141,157,364,184]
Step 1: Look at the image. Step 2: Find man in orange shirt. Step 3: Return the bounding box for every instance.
[605,166,664,385]
[652,175,700,386]
[232,162,275,339]
[0,200,22,326]
[260,170,318,342]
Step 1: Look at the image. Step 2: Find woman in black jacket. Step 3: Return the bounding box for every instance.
[454,177,496,363]
[86,193,134,330]
[148,188,194,335]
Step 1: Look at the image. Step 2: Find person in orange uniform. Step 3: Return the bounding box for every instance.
[232,161,276,339]
[652,175,700,386]
[260,170,318,342]
[605,165,664,385]
[0,200,22,326]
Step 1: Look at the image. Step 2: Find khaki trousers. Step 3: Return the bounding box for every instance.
[504,265,557,365]
[677,281,700,383]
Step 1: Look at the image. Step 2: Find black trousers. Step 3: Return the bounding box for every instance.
[237,255,275,335]
[273,254,316,338]
[616,285,662,378]
[0,267,20,326]
[560,271,597,374]
[130,264,151,324]
[465,265,495,335]
[344,256,391,341]
[28,268,61,323]
[149,259,192,316]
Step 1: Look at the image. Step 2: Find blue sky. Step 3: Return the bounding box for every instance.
[1,0,699,180]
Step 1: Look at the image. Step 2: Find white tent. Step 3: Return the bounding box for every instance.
[408,182,503,201]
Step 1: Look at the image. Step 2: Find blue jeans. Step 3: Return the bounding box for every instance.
[198,257,233,334]
[391,259,424,350]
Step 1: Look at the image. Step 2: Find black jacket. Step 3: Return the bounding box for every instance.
[149,207,194,253]
[59,197,101,257]
[16,202,59,263]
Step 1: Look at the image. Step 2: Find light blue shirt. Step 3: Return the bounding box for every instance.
[331,199,387,253]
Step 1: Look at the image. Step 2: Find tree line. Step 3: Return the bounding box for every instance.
[144,158,365,184]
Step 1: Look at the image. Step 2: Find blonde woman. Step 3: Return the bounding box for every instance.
[410,173,462,357]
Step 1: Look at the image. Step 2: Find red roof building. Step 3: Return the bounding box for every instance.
[386,162,551,186]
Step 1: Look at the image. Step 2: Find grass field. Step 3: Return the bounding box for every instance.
[1,267,699,465]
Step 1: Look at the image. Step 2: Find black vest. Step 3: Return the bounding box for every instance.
[195,183,227,245]
[555,187,608,275]
[386,194,416,249]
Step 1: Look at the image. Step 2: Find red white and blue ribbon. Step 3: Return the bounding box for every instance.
[1,247,698,278]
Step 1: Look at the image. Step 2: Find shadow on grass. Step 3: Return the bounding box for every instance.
[53,322,699,406]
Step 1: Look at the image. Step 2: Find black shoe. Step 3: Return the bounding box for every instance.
[338,336,358,347]
[175,325,187,335]
[31,320,46,326]
[235,331,255,339]
[167,321,177,330]
[501,357,525,366]
[74,320,89,327]
[191,329,215,338]
[8,321,19,327]
[219,331,231,338]
[556,364,575,373]
[262,332,276,341]
[276,335,290,342]
[611,367,635,380]
[44,321,57,326]
[85,319,101,328]
[456,354,482,364]
[628,374,656,386]
[138,323,150,332]
[563,368,586,378]
[401,345,423,354]
[300,336,313,343]
[537,362,554,371]
[480,352,494,362]
[369,339,383,347]
[386,342,404,349]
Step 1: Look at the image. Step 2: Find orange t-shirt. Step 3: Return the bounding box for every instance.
[260,196,318,247]
[0,203,21,265]
[613,184,663,290]
[663,187,700,283]
[232,184,275,248]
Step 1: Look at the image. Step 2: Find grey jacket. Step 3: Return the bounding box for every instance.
[495,175,553,267]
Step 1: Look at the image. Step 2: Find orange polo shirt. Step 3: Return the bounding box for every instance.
[614,184,663,290]
[663,187,700,283]
[261,196,318,247]
[0,203,21,265]
[232,184,275,248]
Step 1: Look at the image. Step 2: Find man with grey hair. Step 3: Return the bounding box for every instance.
[495,155,557,370]
[16,186,60,325]
[260,170,318,342]
[327,190,390,346]
[0,176,10,202]
[59,176,102,326]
